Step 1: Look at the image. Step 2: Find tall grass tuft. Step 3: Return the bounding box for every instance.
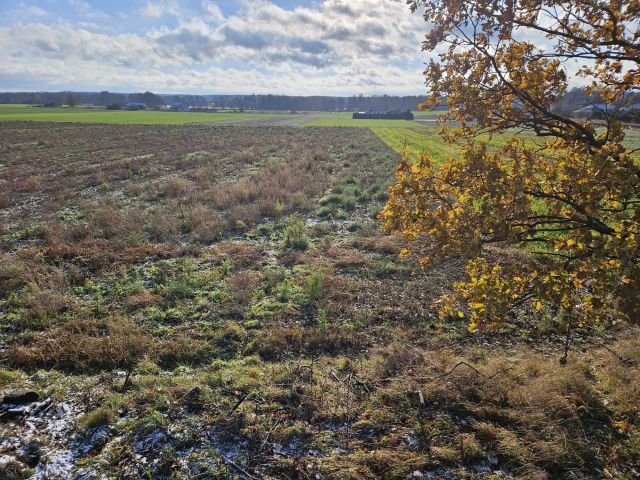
[283,219,309,250]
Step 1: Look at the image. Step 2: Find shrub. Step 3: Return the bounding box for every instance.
[89,206,143,241]
[374,190,390,202]
[232,150,255,163]
[262,266,288,289]
[320,194,345,208]
[212,321,247,356]
[317,206,335,218]
[251,325,364,360]
[166,279,196,303]
[145,210,178,242]
[192,220,226,244]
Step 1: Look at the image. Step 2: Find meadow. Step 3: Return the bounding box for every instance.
[304,111,640,163]
[0,119,638,479]
[303,111,429,128]
[0,104,287,125]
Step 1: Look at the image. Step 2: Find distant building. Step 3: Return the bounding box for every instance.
[353,109,414,120]
[573,103,609,117]
[171,101,189,112]
[572,102,640,122]
[621,102,640,113]
[125,102,148,111]
[620,102,640,122]
[418,96,450,111]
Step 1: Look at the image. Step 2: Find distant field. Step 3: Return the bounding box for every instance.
[302,112,545,163]
[372,127,458,164]
[301,112,460,162]
[0,104,286,125]
[412,109,445,118]
[372,123,640,163]
[303,111,430,128]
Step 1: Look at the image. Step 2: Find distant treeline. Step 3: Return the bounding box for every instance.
[3,88,638,115]
[209,94,427,112]
[0,90,426,111]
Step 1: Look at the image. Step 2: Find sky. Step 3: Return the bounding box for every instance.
[0,0,431,95]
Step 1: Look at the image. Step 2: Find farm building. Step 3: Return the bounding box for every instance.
[573,103,609,117]
[573,102,640,122]
[353,108,414,120]
[125,102,148,111]
[171,101,189,111]
[620,102,640,121]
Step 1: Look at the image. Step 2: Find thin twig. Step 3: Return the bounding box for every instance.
[223,458,261,480]
[259,417,283,453]
[229,393,251,415]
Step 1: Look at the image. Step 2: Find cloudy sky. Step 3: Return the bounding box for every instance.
[0,0,431,95]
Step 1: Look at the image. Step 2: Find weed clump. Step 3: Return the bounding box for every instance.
[283,219,309,250]
[305,271,325,306]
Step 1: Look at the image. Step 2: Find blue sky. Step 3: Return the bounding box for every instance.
[0,0,430,95]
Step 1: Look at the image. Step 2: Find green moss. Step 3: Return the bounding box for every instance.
[80,406,114,429]
[0,369,23,388]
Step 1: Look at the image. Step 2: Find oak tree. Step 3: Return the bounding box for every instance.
[382,0,639,355]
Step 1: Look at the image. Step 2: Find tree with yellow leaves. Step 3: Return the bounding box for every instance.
[382,0,639,360]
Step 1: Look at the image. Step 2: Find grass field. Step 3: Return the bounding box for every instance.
[0,121,638,479]
[301,112,463,163]
[0,104,287,125]
[371,122,640,164]
[372,127,460,164]
[303,111,431,128]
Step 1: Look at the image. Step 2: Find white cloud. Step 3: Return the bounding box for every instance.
[202,1,224,23]
[0,0,431,95]
[139,1,180,19]
[26,6,48,16]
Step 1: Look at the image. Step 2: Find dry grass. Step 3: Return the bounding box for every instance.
[252,325,367,360]
[212,155,334,224]
[154,177,195,200]
[6,317,153,372]
[1,122,638,479]
[24,175,42,192]
[87,205,144,241]
[144,210,179,242]
[0,191,10,209]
